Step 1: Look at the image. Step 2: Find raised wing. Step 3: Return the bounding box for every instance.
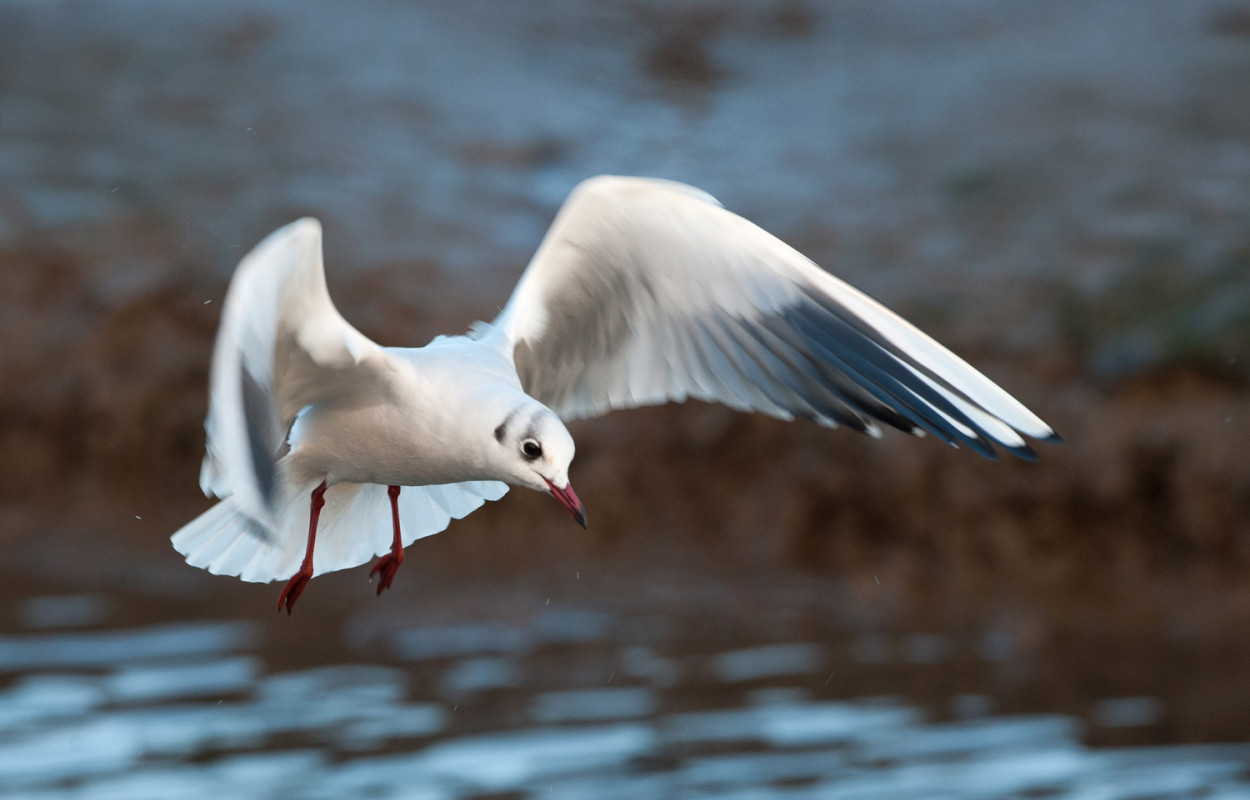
[199,218,389,525]
[493,176,1057,459]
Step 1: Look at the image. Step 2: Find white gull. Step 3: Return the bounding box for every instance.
[171,176,1058,613]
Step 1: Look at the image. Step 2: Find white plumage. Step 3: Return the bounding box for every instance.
[172,176,1057,608]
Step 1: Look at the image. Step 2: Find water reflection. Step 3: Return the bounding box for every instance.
[1,607,1249,799]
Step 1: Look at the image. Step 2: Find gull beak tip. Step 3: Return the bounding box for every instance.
[545,478,587,529]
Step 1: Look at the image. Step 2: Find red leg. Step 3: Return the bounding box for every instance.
[278,480,327,615]
[369,485,404,596]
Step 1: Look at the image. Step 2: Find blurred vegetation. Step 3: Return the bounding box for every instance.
[1056,242,1250,384]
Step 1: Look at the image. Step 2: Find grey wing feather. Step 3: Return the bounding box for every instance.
[492,176,1056,459]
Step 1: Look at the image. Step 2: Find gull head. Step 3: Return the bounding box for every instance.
[492,399,585,528]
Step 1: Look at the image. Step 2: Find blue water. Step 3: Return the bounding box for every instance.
[2,596,1248,799]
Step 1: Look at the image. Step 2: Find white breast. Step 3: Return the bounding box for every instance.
[283,337,523,488]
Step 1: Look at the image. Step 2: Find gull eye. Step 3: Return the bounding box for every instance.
[521,439,543,460]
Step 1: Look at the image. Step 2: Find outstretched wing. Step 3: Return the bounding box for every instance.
[198,218,390,526]
[493,176,1056,459]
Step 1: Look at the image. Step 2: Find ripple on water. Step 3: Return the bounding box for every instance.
[390,608,612,663]
[0,715,145,788]
[16,594,111,630]
[392,624,528,661]
[664,700,921,748]
[710,643,826,683]
[0,622,260,671]
[105,656,261,703]
[0,620,1249,799]
[439,656,520,697]
[619,645,680,687]
[305,723,654,796]
[253,666,447,747]
[531,687,656,723]
[408,723,655,792]
[1090,696,1165,728]
[680,749,846,788]
[0,674,107,732]
[857,715,1079,761]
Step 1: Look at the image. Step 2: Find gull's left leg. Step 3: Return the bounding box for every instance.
[278,480,328,615]
[369,485,405,595]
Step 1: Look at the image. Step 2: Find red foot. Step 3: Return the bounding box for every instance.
[278,569,312,615]
[370,484,405,597]
[278,480,327,616]
[369,549,404,595]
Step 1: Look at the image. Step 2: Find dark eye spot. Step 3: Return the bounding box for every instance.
[521,439,543,460]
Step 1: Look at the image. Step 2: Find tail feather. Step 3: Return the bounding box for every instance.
[172,479,509,584]
[171,501,272,579]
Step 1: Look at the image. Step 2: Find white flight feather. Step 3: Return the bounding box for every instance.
[494,175,1054,449]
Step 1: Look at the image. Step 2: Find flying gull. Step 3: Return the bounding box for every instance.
[171,176,1058,613]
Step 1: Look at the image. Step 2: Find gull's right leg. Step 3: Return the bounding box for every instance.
[369,485,405,596]
[278,480,327,615]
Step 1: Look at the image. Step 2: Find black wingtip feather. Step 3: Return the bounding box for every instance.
[732,321,878,433]
[755,313,920,436]
[1010,442,1040,462]
[785,307,970,448]
[787,297,1038,461]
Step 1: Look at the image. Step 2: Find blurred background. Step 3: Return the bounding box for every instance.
[2,0,1249,796]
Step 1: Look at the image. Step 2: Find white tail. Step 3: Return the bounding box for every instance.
[172,479,509,583]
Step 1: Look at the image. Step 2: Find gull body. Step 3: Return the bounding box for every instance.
[284,340,566,492]
[171,176,1057,611]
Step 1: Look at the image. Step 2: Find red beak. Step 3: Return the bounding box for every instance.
[544,478,587,528]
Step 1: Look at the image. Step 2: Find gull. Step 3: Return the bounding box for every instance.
[171,176,1058,613]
